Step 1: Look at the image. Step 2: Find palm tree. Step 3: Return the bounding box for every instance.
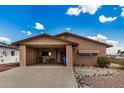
[117,49,121,54]
[117,49,124,55]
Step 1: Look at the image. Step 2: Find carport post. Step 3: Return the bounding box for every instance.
[66,45,73,66]
[20,45,26,66]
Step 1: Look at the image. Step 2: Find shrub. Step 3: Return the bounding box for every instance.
[117,58,124,66]
[97,56,110,67]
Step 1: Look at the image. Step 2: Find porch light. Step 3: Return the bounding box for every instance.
[48,52,52,56]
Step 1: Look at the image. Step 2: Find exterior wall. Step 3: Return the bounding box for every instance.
[20,45,26,66]
[66,45,73,66]
[75,55,98,66]
[26,47,37,65]
[58,35,107,66]
[0,47,19,64]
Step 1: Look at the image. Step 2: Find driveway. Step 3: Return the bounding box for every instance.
[0,66,77,88]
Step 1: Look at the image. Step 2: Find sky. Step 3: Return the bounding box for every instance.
[0,5,124,54]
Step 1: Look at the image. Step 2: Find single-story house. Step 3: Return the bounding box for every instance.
[0,42,19,64]
[12,32,112,66]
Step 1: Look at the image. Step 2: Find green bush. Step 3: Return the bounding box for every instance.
[97,56,110,67]
[117,58,124,66]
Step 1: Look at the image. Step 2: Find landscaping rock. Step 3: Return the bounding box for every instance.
[73,66,120,88]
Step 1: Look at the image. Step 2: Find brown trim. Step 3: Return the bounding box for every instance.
[27,43,65,47]
[21,43,73,46]
[55,32,113,48]
[12,34,79,47]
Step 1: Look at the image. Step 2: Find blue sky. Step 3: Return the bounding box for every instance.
[0,5,124,54]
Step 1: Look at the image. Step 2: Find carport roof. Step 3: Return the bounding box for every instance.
[12,33,79,47]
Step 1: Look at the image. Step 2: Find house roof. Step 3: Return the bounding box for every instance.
[12,33,79,47]
[55,32,113,48]
[0,42,19,50]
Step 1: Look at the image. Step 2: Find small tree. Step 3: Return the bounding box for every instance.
[97,56,110,67]
[117,49,124,55]
[117,49,121,54]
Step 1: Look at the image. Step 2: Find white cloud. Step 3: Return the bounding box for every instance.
[0,36,11,44]
[99,15,117,23]
[119,5,124,7]
[35,22,45,30]
[87,34,118,46]
[121,12,124,17]
[80,5,101,15]
[27,31,32,35]
[87,34,119,55]
[66,7,81,16]
[106,40,119,46]
[21,30,32,35]
[121,8,124,17]
[21,30,26,33]
[66,5,101,16]
[65,27,71,31]
[87,34,107,42]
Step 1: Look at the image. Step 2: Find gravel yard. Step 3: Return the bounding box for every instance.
[73,66,124,88]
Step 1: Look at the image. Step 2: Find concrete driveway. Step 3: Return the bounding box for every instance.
[0,66,78,88]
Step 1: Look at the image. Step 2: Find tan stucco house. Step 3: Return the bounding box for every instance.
[13,32,112,66]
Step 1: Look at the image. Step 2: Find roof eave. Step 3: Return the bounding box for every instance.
[106,44,113,48]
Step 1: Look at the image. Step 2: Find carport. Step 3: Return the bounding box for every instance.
[13,34,78,66]
[24,44,66,66]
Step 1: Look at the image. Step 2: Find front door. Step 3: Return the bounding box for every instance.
[60,51,66,62]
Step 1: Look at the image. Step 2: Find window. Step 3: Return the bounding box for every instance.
[11,51,15,56]
[79,53,97,56]
[42,51,49,56]
[3,51,7,56]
